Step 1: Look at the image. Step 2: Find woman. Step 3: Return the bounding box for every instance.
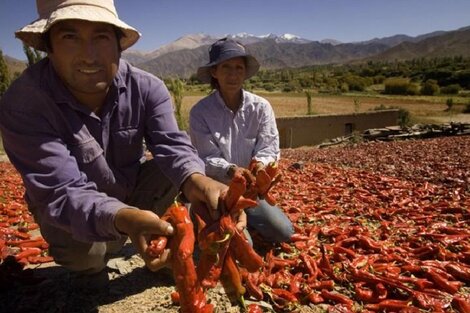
[189,38,293,244]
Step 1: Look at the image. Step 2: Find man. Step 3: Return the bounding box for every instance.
[0,0,229,281]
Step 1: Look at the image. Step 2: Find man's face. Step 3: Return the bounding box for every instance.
[211,57,246,93]
[48,19,120,100]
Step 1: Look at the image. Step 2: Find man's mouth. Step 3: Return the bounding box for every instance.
[79,68,100,74]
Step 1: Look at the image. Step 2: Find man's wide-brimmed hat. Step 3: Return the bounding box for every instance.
[15,0,141,52]
[197,38,260,83]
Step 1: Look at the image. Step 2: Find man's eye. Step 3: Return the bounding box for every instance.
[97,34,112,40]
[62,34,76,40]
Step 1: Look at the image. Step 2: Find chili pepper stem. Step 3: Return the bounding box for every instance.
[215,233,231,244]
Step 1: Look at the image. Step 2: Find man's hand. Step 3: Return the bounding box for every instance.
[114,208,174,272]
[181,173,228,220]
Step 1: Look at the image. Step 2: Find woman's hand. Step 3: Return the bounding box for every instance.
[234,210,247,232]
[181,173,228,220]
[114,208,174,272]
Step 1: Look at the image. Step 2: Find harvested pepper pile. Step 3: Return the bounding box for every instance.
[0,135,469,312]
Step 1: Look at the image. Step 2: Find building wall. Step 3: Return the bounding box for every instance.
[276,110,399,148]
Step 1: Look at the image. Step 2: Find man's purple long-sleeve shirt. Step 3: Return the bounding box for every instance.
[0,58,204,243]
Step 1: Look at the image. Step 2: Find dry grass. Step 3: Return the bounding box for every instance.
[181,92,470,127]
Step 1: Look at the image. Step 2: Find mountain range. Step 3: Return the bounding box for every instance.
[125,26,470,78]
[5,26,470,79]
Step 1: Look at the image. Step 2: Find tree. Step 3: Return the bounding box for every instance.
[23,44,44,67]
[0,49,10,97]
[167,78,186,130]
[421,79,439,95]
[305,90,313,115]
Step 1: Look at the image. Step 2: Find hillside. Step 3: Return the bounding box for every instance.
[369,27,470,61]
[4,55,26,79]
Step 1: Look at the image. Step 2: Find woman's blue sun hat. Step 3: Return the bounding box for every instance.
[197,38,260,83]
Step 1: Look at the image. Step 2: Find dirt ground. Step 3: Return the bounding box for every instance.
[2,237,321,313]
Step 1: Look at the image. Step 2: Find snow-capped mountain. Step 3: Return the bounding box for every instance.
[123,32,312,64]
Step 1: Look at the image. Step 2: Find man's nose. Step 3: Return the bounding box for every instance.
[79,39,98,62]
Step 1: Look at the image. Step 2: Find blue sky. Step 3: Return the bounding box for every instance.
[1,0,469,60]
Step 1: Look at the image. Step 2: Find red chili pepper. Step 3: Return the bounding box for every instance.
[333,245,356,259]
[320,290,353,308]
[311,280,334,291]
[279,242,294,253]
[17,222,39,232]
[318,244,333,277]
[163,202,212,313]
[299,253,318,281]
[27,255,54,264]
[12,230,30,240]
[366,299,413,310]
[255,168,272,195]
[413,290,447,311]
[269,256,298,271]
[15,247,41,260]
[272,288,298,302]
[246,303,263,313]
[18,239,49,249]
[451,295,470,313]
[220,251,245,303]
[357,235,383,252]
[290,233,310,242]
[229,230,263,273]
[225,173,247,211]
[425,268,462,294]
[445,262,470,282]
[170,291,180,304]
[147,235,168,258]
[354,282,374,302]
[288,272,303,295]
[304,291,324,304]
[245,273,264,300]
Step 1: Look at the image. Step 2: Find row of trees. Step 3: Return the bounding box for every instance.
[211,56,470,95]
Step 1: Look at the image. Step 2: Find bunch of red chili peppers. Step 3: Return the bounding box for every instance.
[147,161,280,312]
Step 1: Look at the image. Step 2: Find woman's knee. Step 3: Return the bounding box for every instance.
[246,200,294,243]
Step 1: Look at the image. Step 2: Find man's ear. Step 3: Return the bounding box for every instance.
[210,67,217,79]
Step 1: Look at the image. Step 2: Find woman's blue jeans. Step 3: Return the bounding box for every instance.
[244,199,294,245]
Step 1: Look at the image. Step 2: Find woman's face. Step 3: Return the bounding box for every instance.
[210,57,246,94]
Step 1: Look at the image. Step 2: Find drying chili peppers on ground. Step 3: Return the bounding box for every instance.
[1,135,469,312]
[0,162,53,291]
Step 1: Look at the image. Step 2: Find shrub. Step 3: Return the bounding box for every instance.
[440,84,461,95]
[384,78,419,95]
[263,83,275,92]
[397,108,411,127]
[463,103,470,113]
[446,98,454,111]
[421,79,440,95]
